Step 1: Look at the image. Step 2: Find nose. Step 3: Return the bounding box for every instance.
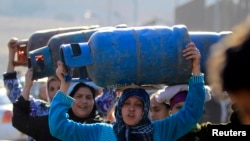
[81,98,88,103]
[129,105,135,111]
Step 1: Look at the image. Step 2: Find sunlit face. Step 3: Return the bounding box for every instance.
[48,80,60,100]
[229,90,250,118]
[121,96,144,126]
[150,98,170,121]
[171,101,185,114]
[72,87,95,118]
[39,84,47,101]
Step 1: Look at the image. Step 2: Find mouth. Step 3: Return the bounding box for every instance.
[79,105,88,110]
[127,114,135,118]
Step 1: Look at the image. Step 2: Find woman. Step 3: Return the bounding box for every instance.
[46,76,61,103]
[156,84,211,114]
[3,37,60,117]
[65,81,106,124]
[12,68,109,141]
[150,92,171,121]
[49,42,206,141]
[3,37,59,141]
[155,84,212,141]
[4,37,115,141]
[206,16,250,135]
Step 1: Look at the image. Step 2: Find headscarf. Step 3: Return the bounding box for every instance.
[67,82,106,123]
[170,91,188,109]
[156,84,212,105]
[95,88,118,117]
[113,88,154,141]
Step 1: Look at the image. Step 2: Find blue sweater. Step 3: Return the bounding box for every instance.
[49,74,205,141]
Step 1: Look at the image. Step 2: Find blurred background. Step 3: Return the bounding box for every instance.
[1,0,250,75]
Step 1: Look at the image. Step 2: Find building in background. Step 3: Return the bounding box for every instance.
[175,0,250,31]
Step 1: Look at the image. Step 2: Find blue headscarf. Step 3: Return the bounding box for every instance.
[113,88,154,141]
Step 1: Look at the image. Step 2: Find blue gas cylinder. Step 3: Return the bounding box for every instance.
[60,25,191,87]
[28,28,101,80]
[189,31,232,75]
[27,25,99,52]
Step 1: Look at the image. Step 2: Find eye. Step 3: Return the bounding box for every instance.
[135,103,143,108]
[154,108,160,112]
[176,106,183,110]
[123,101,130,106]
[49,87,55,92]
[86,95,93,100]
[124,102,129,105]
[151,107,160,112]
[75,95,82,98]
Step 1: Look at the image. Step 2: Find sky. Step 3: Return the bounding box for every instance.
[0,0,176,26]
[0,0,177,74]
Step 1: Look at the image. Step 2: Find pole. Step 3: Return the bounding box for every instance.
[107,0,112,25]
[214,0,220,31]
[133,0,138,26]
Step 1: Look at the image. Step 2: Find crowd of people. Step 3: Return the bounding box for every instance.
[2,16,250,141]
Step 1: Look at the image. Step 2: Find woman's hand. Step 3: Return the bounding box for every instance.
[56,61,70,94]
[25,68,34,88]
[182,42,201,75]
[22,68,34,100]
[7,37,19,72]
[8,37,18,56]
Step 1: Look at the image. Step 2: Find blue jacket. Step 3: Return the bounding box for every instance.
[49,74,205,141]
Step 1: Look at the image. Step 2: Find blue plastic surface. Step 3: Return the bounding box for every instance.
[29,28,100,80]
[61,43,93,67]
[30,24,232,85]
[61,25,192,87]
[189,31,231,75]
[29,47,53,80]
[27,25,99,51]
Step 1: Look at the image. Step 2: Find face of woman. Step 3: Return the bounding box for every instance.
[150,98,170,121]
[39,84,47,101]
[48,80,60,100]
[121,96,144,126]
[171,101,185,114]
[72,87,95,118]
[229,90,250,118]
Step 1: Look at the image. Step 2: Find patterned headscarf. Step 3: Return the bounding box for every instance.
[113,88,154,141]
[95,88,118,117]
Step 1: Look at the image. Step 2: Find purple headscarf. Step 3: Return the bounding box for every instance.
[170,91,188,109]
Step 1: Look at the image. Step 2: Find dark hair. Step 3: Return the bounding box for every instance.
[222,41,250,92]
[207,16,250,94]
[70,83,96,98]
